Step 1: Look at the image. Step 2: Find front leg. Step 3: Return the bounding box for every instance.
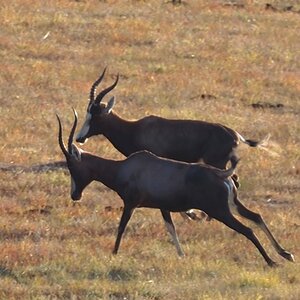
[161,210,185,257]
[113,206,134,254]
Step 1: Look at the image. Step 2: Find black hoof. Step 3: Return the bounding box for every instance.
[268,260,279,268]
[280,250,295,262]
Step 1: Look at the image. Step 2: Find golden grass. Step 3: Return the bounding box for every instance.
[0,0,299,299]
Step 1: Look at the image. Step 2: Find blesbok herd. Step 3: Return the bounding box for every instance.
[57,68,294,267]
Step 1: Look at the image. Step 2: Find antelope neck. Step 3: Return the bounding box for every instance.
[102,113,138,157]
[88,154,121,191]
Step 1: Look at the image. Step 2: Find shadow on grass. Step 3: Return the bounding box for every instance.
[0,265,20,283]
[0,161,67,173]
[108,267,136,282]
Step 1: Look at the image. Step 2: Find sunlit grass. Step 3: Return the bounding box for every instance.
[0,0,299,299]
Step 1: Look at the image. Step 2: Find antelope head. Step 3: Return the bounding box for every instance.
[57,108,93,201]
[76,68,119,144]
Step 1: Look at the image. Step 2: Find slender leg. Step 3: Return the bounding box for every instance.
[161,210,185,257]
[214,211,277,267]
[113,206,134,255]
[231,174,240,189]
[234,197,294,262]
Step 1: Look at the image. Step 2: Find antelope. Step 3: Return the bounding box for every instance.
[75,69,269,220]
[57,108,294,267]
[76,68,269,177]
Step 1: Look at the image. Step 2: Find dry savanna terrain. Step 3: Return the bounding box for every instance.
[0,0,299,299]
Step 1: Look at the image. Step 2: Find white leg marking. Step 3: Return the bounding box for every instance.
[164,221,185,257]
[258,221,286,254]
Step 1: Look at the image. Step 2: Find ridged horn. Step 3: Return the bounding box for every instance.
[94,73,119,105]
[88,67,107,108]
[56,114,70,158]
[68,108,78,154]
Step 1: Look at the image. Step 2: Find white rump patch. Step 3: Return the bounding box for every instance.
[224,179,236,214]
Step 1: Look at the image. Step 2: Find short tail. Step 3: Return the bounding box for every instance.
[237,132,270,148]
[237,132,281,157]
[215,158,239,179]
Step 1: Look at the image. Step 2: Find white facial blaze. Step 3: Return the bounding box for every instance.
[76,112,92,142]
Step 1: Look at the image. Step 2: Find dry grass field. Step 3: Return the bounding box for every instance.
[0,0,299,299]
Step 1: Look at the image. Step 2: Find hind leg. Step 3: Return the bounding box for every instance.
[229,151,240,188]
[231,174,240,189]
[213,211,277,267]
[233,197,294,262]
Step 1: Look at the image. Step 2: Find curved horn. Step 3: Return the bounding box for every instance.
[88,67,107,107]
[68,108,78,154]
[94,73,119,105]
[56,114,70,158]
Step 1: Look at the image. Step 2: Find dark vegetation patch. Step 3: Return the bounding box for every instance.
[0,266,20,282]
[107,267,136,282]
[251,101,284,109]
[23,205,53,216]
[265,3,300,13]
[190,93,217,100]
[0,161,67,173]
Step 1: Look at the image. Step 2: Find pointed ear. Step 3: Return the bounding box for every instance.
[71,144,82,161]
[103,96,115,114]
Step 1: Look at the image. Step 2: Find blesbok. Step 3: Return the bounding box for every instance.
[57,109,294,267]
[76,68,269,176]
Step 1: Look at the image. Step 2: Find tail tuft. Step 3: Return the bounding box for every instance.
[248,133,270,147]
[237,132,270,148]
